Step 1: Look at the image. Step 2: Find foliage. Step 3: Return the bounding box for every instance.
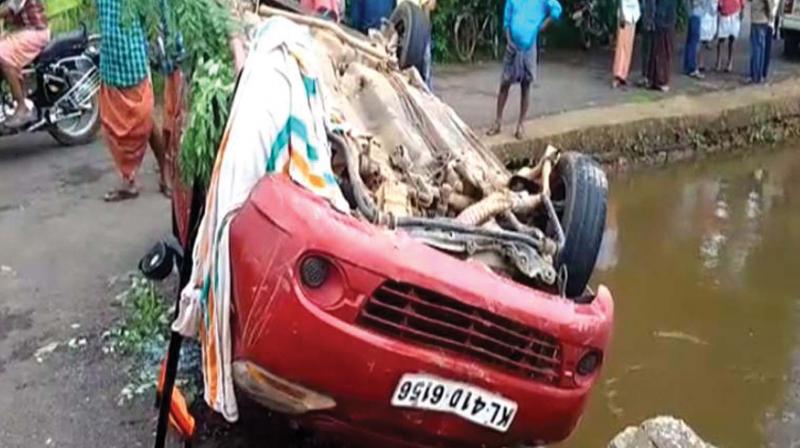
[427,0,623,61]
[106,275,204,405]
[125,0,239,185]
[108,275,169,355]
[45,0,97,34]
[180,59,236,184]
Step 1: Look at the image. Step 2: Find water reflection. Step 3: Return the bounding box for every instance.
[563,146,800,447]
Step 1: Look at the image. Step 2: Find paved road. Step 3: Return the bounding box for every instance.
[0,133,166,447]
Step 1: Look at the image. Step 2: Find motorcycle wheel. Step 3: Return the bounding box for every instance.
[48,89,100,146]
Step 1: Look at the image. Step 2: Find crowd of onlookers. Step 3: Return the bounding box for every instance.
[611,0,780,92]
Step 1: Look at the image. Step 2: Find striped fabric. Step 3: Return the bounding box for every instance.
[172,17,347,422]
[96,0,150,88]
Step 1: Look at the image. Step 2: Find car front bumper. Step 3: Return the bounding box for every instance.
[228,176,614,447]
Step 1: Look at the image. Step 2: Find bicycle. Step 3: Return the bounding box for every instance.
[453,3,500,62]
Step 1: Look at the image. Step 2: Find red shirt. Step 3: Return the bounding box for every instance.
[719,0,743,16]
[301,0,341,20]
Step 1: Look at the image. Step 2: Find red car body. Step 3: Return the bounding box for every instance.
[224,176,614,448]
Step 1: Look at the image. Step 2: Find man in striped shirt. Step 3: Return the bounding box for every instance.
[96,0,167,201]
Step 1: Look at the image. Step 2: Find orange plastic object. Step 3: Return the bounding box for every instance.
[157,358,197,440]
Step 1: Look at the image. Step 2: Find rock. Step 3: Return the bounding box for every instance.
[608,416,715,448]
[608,426,655,448]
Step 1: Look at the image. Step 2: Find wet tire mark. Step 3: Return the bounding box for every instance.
[59,164,108,187]
[0,307,33,341]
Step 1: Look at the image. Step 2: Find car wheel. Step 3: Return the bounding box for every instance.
[390,2,430,77]
[550,152,608,299]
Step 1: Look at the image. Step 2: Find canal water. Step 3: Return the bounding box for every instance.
[566,144,800,446]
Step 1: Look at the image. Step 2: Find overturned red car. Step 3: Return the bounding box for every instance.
[153,3,614,448]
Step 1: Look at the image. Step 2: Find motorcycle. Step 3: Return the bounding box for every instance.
[0,25,101,145]
[570,0,608,50]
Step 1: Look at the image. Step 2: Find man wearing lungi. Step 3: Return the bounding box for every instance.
[487,0,561,140]
[97,0,167,201]
[0,0,49,128]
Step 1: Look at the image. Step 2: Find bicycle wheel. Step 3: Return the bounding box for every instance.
[454,13,478,62]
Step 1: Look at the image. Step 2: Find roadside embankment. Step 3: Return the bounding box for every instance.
[483,78,800,169]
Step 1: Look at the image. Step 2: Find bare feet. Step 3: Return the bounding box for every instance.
[159,180,172,198]
[486,122,502,136]
[514,124,526,140]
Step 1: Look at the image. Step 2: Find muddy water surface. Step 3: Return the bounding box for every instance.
[566,145,800,447]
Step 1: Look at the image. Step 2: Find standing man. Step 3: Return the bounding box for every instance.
[749,0,777,84]
[0,0,50,128]
[639,0,656,83]
[645,0,679,91]
[487,0,562,139]
[716,0,743,71]
[97,0,167,201]
[612,0,641,88]
[684,0,704,78]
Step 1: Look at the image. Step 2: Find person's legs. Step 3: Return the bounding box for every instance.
[716,38,724,70]
[1,63,28,117]
[0,30,49,126]
[726,36,735,71]
[516,80,531,139]
[652,26,674,90]
[763,26,773,79]
[149,123,170,195]
[640,30,652,81]
[698,41,708,72]
[684,15,701,75]
[613,24,635,86]
[423,38,433,89]
[750,24,766,83]
[488,45,520,135]
[99,78,156,201]
[487,81,511,135]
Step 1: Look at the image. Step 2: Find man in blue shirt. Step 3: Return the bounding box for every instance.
[487,0,562,139]
[348,0,396,34]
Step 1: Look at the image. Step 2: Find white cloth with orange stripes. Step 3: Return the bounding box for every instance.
[172,16,348,422]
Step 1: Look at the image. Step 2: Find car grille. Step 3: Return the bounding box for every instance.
[357,281,562,383]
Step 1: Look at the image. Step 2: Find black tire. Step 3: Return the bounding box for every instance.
[390,2,430,77]
[784,30,800,58]
[550,152,608,299]
[47,97,100,146]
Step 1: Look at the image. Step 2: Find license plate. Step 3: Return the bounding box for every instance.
[390,373,518,433]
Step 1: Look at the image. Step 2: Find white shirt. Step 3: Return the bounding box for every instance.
[620,0,641,24]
